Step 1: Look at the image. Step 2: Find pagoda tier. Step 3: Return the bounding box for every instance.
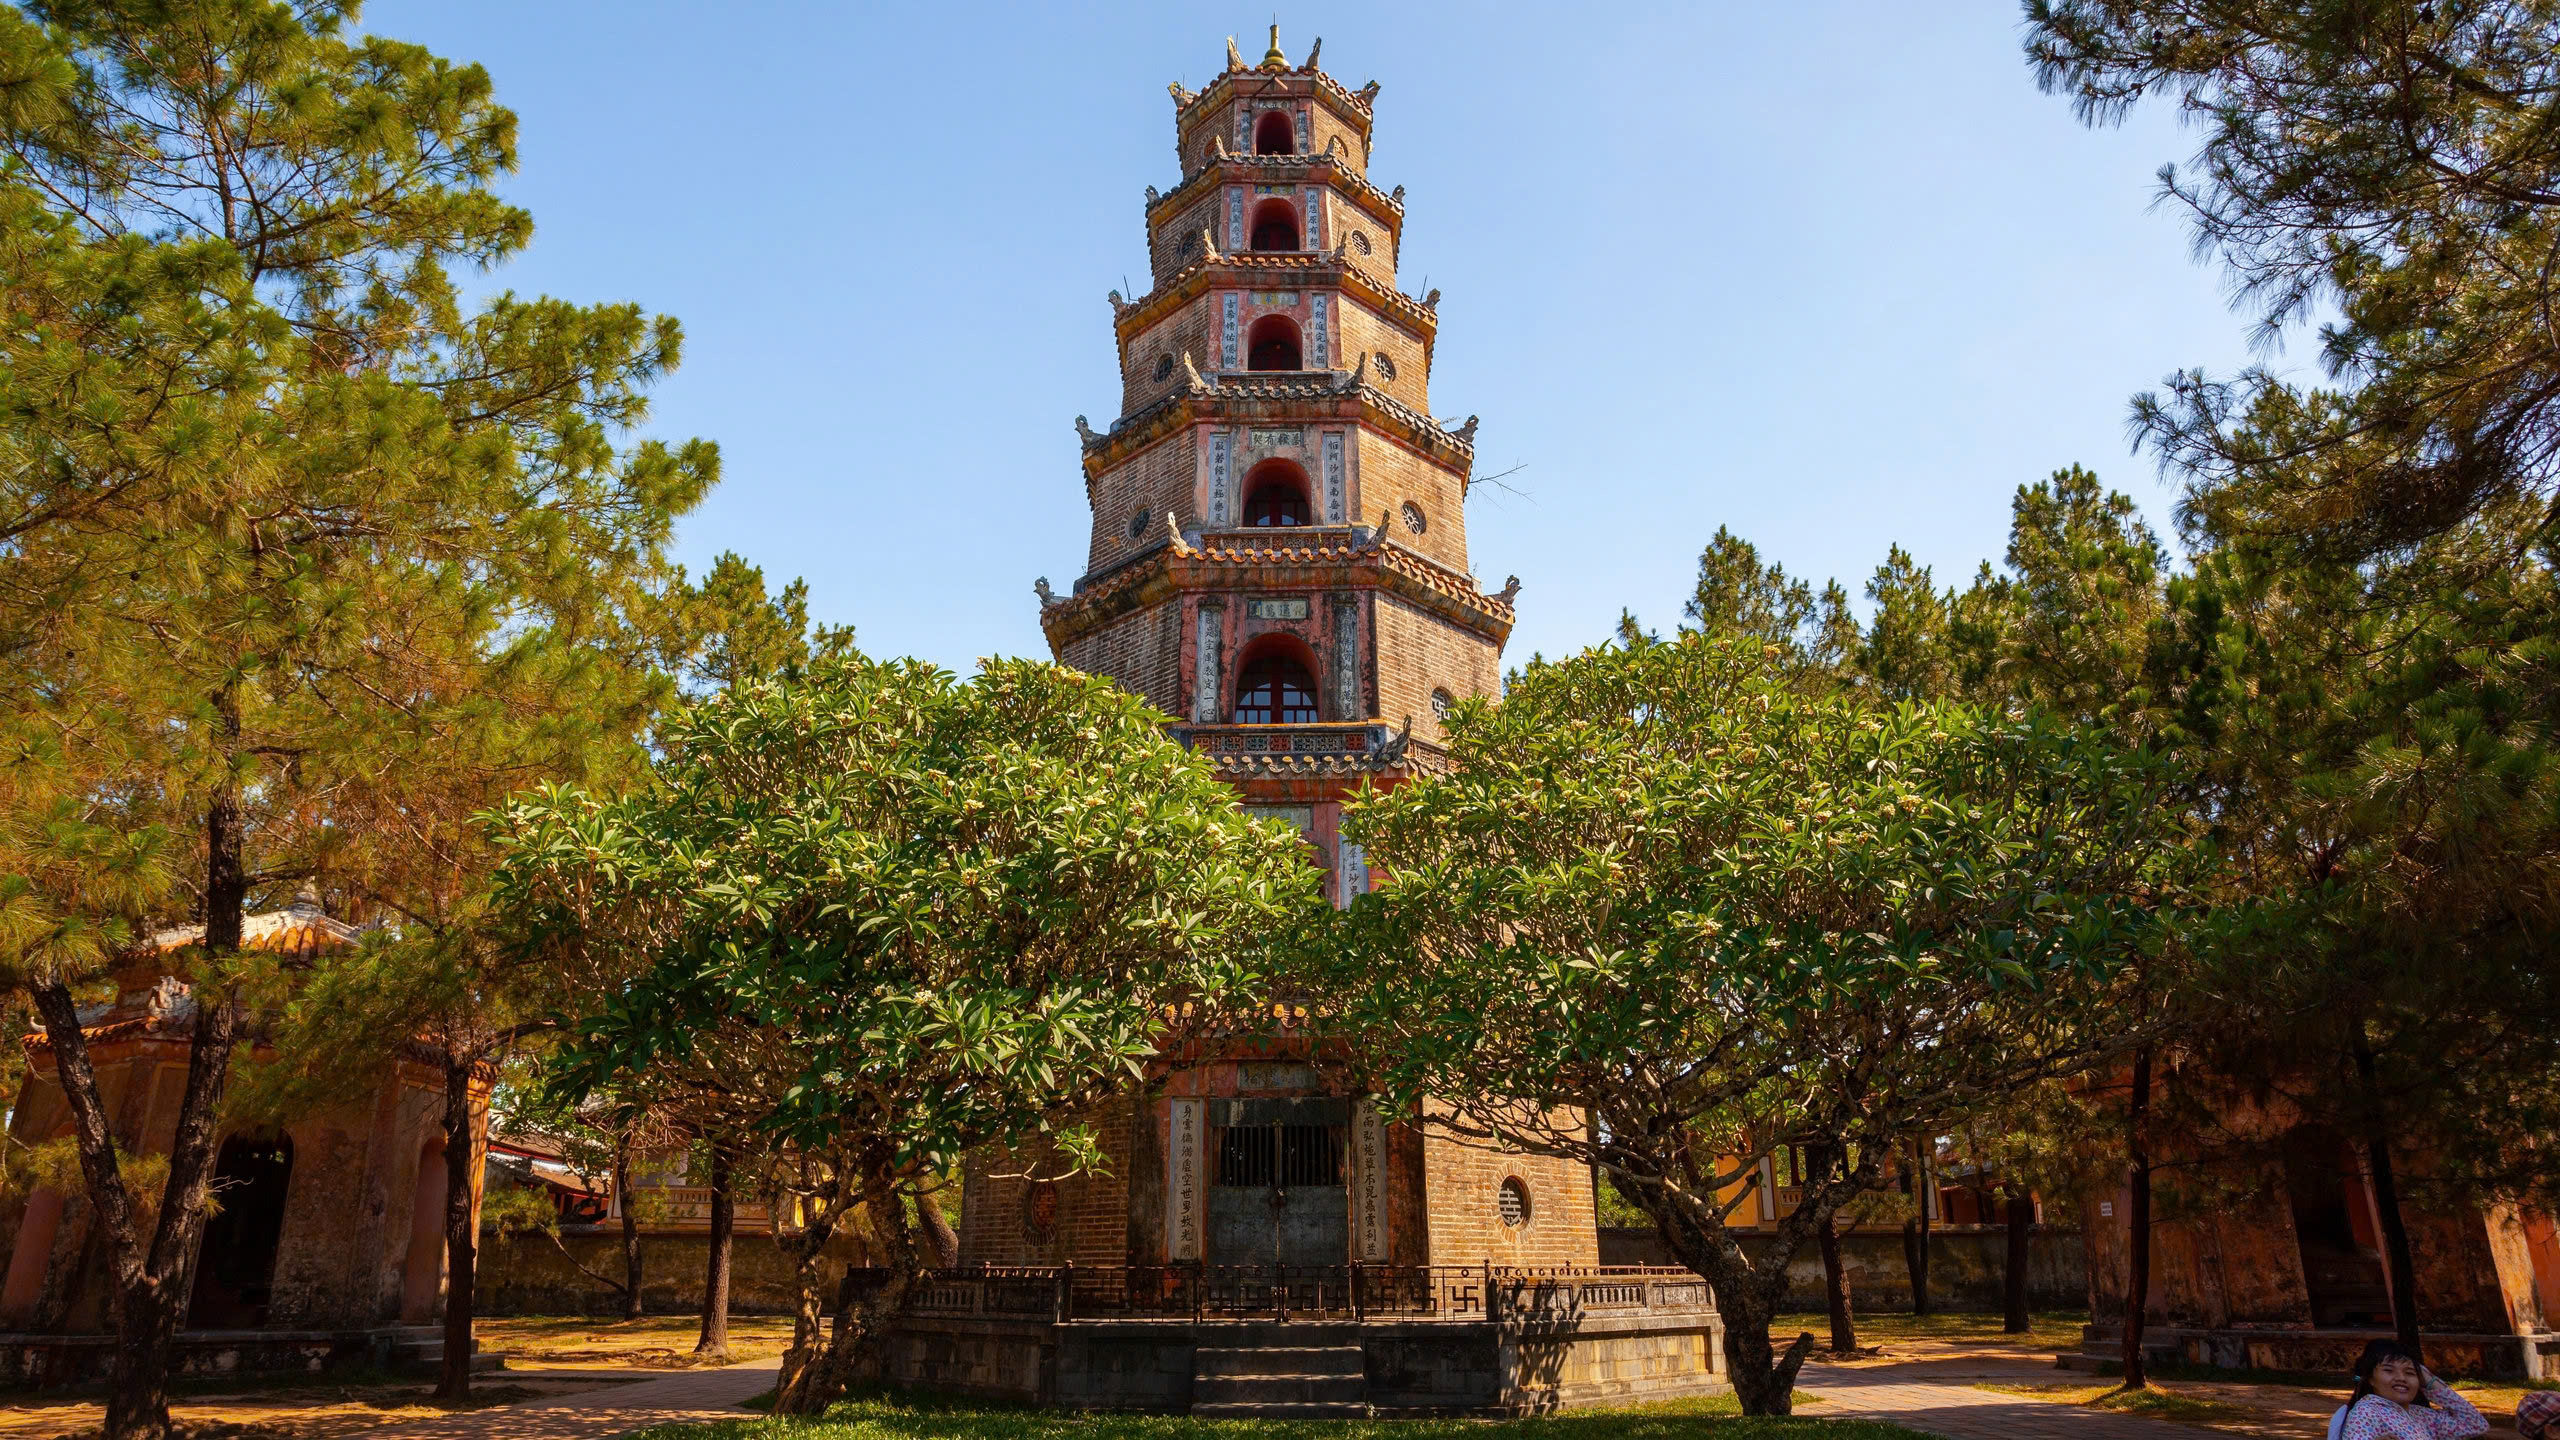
[1039,28,1518,904]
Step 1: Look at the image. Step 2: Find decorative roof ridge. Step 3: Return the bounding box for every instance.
[1167,58,1378,127]
[1080,380,1474,471]
[1051,523,1514,629]
[1149,153,1405,227]
[1115,251,1436,340]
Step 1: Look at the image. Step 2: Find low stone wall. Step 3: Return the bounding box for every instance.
[1597,1225,2086,1312]
[888,1315,1058,1402]
[0,1327,426,1388]
[2069,1323,2560,1381]
[474,1228,855,1317]
[1503,1311,1724,1412]
[884,1312,1727,1415]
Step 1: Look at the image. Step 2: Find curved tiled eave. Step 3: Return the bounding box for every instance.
[1172,67,1377,140]
[1116,252,1434,345]
[1148,152,1404,234]
[1080,382,1473,482]
[1040,536,1514,652]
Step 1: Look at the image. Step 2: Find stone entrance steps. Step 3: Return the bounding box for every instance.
[1191,1343,1368,1419]
[386,1327,505,1375]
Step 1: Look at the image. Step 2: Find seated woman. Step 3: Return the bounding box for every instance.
[2326,1341,2486,1440]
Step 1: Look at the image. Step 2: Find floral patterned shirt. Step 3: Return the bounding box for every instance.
[2338,1379,2488,1440]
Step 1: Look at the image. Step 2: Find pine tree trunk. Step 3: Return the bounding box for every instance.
[695,1143,735,1359]
[2352,1033,2423,1358]
[2004,1183,2034,1334]
[615,1135,644,1321]
[1818,1211,1856,1352]
[33,768,249,1440]
[2121,1046,2153,1390]
[435,1055,480,1401]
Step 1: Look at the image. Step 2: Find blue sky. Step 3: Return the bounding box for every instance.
[363,2,2272,671]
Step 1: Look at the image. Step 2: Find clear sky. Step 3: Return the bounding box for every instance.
[361,1,2270,672]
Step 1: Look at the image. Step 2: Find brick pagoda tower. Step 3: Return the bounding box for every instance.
[1036,26,1517,903]
[922,36,1722,1412]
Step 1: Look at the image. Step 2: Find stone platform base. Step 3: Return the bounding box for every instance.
[2062,1324,2560,1381]
[889,1312,1728,1415]
[0,1325,458,1389]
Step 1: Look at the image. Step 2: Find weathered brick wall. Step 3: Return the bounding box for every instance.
[1335,196,1400,288]
[1373,594,1500,742]
[1334,298,1431,412]
[1419,1116,1600,1269]
[1119,296,1216,417]
[958,1098,1138,1268]
[1349,436,1470,573]
[476,1226,876,1317]
[1308,108,1368,174]
[1147,194,1220,288]
[1599,1224,2088,1311]
[4,1048,453,1337]
[1086,433,1198,572]
[1055,601,1183,717]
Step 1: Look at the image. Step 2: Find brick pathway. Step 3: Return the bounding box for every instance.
[356,1362,778,1440]
[1800,1356,2223,1440]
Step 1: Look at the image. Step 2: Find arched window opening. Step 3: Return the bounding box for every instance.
[400,1139,449,1324]
[1232,650,1320,725]
[1246,315,1302,372]
[1243,460,1311,527]
[1249,197,1301,252]
[1254,109,1296,156]
[190,1134,294,1329]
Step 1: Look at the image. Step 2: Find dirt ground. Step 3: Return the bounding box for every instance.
[0,1315,793,1440]
[475,1314,797,1371]
[1766,1308,2551,1440]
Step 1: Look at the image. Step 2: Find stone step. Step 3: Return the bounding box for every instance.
[1194,1345,1364,1377]
[1191,1401,1372,1420]
[1195,1373,1367,1406]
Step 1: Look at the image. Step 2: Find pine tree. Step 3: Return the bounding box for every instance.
[0,6,712,1431]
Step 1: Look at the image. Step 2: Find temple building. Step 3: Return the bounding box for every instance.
[885,32,1725,1416]
[1,896,465,1383]
[2070,1101,2560,1379]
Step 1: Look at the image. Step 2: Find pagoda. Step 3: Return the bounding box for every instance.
[904,33,1724,1417]
[1036,24,1516,898]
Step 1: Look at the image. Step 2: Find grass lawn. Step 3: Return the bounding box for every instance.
[629,1391,1912,1440]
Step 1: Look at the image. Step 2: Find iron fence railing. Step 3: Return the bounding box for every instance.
[868,1263,1714,1323]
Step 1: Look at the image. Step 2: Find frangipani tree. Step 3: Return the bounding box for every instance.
[490,655,1322,1413]
[1325,631,2195,1415]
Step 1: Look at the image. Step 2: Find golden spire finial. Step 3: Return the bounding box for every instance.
[1261,23,1288,71]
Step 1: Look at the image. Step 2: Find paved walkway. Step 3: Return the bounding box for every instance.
[357,1362,777,1440]
[1799,1355,2225,1440]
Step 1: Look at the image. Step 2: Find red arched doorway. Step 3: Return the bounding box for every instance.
[0,1188,63,1324]
[1249,197,1301,252]
[400,1138,449,1324]
[1246,315,1302,371]
[1254,110,1296,156]
[1242,459,1312,526]
[1232,638,1321,725]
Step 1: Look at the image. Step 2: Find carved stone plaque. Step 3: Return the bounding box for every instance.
[1167,1098,1203,1261]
